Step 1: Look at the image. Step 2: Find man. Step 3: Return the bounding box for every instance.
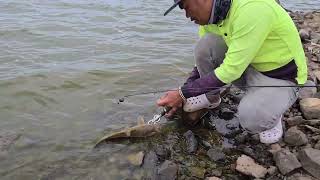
[157,0,307,144]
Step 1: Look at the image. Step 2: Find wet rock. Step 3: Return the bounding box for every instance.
[142,151,158,180]
[299,29,311,41]
[127,151,144,166]
[273,149,301,175]
[207,147,226,162]
[298,148,320,179]
[311,32,320,44]
[284,127,308,146]
[214,117,241,138]
[286,116,305,127]
[206,177,222,180]
[219,108,235,120]
[235,155,267,178]
[188,167,206,179]
[299,80,317,100]
[234,132,248,144]
[300,98,320,119]
[267,166,277,176]
[156,160,178,180]
[155,145,170,161]
[183,130,198,154]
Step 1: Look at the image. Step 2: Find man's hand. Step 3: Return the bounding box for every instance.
[156,90,184,118]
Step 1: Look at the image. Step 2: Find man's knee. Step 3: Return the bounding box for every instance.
[238,101,279,133]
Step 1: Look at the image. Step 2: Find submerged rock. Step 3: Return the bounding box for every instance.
[235,155,267,178]
[142,151,158,180]
[298,148,320,179]
[273,149,301,175]
[300,98,320,119]
[284,127,308,146]
[127,151,144,166]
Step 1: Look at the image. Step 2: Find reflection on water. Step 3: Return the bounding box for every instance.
[0,0,318,179]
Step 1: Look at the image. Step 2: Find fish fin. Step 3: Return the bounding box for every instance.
[137,116,145,125]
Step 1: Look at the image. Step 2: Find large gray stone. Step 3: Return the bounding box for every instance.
[298,148,320,179]
[300,98,320,119]
[273,149,301,175]
[156,160,178,180]
[284,127,308,146]
[236,155,267,178]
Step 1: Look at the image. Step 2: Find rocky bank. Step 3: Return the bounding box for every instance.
[124,10,320,180]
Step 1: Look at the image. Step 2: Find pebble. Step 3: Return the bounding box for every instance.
[284,126,308,146]
[235,155,268,178]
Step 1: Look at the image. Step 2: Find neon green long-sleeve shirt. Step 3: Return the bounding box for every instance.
[199,0,307,84]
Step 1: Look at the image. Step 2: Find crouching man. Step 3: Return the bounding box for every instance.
[157,0,307,144]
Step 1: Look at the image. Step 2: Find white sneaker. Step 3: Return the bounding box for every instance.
[183,94,221,113]
[259,118,283,144]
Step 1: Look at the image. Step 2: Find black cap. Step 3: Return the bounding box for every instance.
[164,0,182,16]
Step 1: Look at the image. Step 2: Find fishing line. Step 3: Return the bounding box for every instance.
[118,84,320,103]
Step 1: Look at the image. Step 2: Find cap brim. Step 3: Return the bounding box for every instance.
[164,0,181,16]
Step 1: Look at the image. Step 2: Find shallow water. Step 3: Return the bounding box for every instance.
[0,0,319,179]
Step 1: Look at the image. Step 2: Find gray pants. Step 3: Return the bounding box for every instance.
[195,34,299,133]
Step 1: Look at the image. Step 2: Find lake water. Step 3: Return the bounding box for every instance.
[0,0,319,179]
